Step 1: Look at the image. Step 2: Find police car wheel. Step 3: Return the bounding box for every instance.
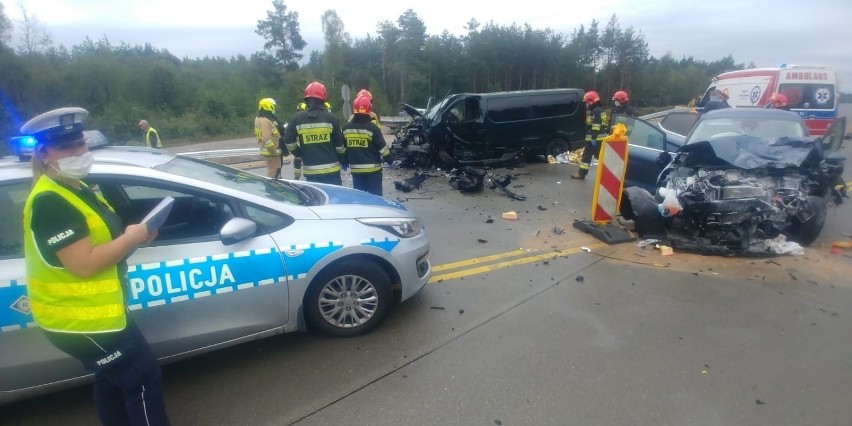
[305,260,392,337]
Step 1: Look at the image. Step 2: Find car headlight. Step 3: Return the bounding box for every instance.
[358,218,423,238]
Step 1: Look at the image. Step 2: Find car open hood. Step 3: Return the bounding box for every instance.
[400,103,426,121]
[679,136,817,170]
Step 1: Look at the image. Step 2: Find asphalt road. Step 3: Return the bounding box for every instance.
[2,118,852,425]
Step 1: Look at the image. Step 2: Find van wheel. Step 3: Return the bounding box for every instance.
[546,138,571,157]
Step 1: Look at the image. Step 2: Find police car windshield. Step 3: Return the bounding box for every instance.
[156,156,305,205]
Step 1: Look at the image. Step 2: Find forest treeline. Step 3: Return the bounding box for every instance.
[0,1,827,154]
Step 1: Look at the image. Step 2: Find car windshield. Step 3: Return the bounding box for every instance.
[424,98,449,122]
[156,156,305,205]
[687,117,807,144]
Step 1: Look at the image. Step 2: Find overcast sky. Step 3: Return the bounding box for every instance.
[4,0,851,91]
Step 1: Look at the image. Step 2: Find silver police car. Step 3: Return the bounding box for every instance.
[0,146,431,403]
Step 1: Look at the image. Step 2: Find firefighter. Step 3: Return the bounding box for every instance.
[343,96,391,196]
[767,92,790,110]
[571,90,609,180]
[350,89,382,127]
[254,98,288,179]
[292,101,332,180]
[611,90,637,117]
[703,88,731,112]
[283,81,346,185]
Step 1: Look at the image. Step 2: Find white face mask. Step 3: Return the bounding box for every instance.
[52,151,94,180]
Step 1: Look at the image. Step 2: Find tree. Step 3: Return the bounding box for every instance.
[15,3,52,55]
[321,10,349,87]
[0,3,12,48]
[255,0,306,70]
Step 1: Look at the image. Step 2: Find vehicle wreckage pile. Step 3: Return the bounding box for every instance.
[389,107,527,200]
[621,134,846,256]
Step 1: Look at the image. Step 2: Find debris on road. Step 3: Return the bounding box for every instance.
[575,275,584,282]
[502,211,518,220]
[477,238,488,243]
[393,172,430,192]
[430,306,446,310]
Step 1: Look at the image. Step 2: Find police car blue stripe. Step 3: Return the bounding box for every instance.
[2,241,348,332]
[361,237,401,253]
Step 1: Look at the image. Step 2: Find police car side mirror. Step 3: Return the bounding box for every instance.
[220,218,257,246]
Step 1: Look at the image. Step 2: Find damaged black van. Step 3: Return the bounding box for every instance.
[392,88,586,167]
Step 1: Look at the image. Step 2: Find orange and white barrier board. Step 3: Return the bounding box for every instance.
[590,123,629,223]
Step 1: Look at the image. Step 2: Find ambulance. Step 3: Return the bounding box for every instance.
[699,64,838,135]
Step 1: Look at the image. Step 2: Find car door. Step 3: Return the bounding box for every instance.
[442,96,487,160]
[820,116,847,154]
[89,177,290,358]
[611,115,675,192]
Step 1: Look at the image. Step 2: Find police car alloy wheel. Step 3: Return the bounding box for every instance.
[305,260,393,337]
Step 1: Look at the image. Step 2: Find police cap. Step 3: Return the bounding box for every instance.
[20,107,89,146]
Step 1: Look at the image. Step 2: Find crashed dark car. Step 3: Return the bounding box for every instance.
[391,89,586,168]
[621,109,847,256]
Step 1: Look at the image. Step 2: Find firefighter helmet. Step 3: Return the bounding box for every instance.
[304,81,328,101]
[356,89,373,100]
[258,98,276,113]
[583,91,600,105]
[769,92,788,108]
[353,96,372,115]
[612,90,629,103]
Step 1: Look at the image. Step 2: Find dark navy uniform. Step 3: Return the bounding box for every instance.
[283,98,346,186]
[342,114,390,196]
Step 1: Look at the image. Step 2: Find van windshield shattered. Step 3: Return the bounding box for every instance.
[155,156,305,205]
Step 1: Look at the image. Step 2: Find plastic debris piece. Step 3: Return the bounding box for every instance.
[637,239,660,248]
[537,205,548,211]
[485,216,494,224]
[477,238,488,243]
[580,247,591,253]
[430,306,445,310]
[755,400,766,406]
[502,211,519,220]
[575,275,584,282]
[764,234,804,256]
[458,309,465,314]
[659,245,674,256]
[831,241,852,248]
[553,226,565,235]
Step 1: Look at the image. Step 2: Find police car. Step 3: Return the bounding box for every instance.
[0,145,431,403]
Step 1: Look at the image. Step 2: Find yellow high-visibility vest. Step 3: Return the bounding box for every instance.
[23,176,126,333]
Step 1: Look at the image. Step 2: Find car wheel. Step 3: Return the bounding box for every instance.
[546,138,571,157]
[785,196,827,246]
[304,260,392,337]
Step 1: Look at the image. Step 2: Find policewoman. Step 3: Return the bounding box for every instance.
[22,108,170,425]
[342,95,392,196]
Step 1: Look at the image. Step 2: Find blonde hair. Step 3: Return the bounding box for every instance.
[31,144,49,185]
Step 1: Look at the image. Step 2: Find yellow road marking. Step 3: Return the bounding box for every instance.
[430,248,529,273]
[428,243,608,284]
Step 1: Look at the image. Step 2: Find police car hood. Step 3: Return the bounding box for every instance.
[308,183,409,219]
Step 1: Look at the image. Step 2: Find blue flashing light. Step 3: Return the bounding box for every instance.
[19,136,36,147]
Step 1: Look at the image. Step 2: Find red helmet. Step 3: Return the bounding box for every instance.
[769,92,788,108]
[612,90,629,103]
[304,81,328,101]
[583,91,600,105]
[356,89,373,100]
[353,96,372,115]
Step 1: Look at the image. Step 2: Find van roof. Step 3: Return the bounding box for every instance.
[459,88,583,98]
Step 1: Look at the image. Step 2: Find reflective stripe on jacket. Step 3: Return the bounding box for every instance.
[23,176,126,333]
[342,120,389,174]
[282,107,345,176]
[254,115,281,157]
